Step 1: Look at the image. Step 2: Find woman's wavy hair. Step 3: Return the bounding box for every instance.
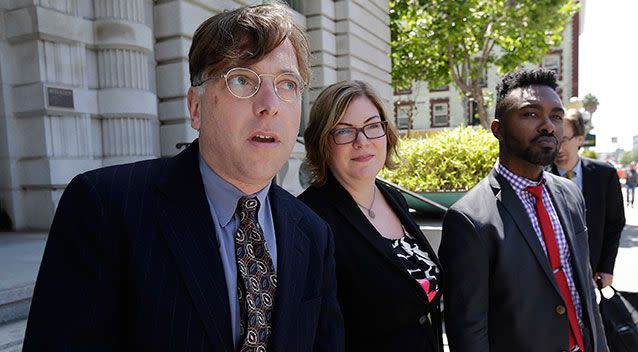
[303,80,399,186]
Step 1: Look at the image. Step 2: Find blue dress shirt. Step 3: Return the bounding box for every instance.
[198,155,277,348]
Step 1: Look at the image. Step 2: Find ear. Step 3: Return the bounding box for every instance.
[576,135,585,149]
[187,86,202,131]
[491,119,503,141]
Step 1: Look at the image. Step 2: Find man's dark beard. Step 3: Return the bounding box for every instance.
[521,145,558,166]
[521,133,559,166]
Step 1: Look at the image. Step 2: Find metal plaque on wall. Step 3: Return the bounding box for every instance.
[46,87,74,109]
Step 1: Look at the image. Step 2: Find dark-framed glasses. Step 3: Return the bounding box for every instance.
[330,120,388,145]
[194,67,306,102]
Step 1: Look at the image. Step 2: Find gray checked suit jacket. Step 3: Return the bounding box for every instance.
[440,169,608,352]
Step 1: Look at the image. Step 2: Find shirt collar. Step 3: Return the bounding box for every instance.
[557,157,582,177]
[198,154,271,227]
[495,158,546,192]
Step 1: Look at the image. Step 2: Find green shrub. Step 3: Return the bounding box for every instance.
[580,148,597,160]
[380,126,498,192]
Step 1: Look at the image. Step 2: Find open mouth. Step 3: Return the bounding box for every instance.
[251,134,276,143]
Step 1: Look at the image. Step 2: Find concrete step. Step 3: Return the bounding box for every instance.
[0,319,26,352]
[0,285,33,325]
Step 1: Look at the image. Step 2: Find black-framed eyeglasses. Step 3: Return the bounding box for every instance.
[330,121,388,145]
[561,135,577,143]
[193,67,306,102]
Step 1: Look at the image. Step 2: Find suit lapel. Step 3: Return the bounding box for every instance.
[544,176,591,299]
[325,177,432,302]
[156,141,233,351]
[490,171,561,294]
[580,159,594,212]
[269,185,309,350]
[377,182,443,271]
[327,178,405,271]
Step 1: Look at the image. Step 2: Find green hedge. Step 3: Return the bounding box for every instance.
[380,126,499,192]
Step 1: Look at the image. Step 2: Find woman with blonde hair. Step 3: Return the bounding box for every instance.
[298,80,443,351]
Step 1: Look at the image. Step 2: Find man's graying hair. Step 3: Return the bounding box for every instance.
[495,67,559,120]
[188,2,311,92]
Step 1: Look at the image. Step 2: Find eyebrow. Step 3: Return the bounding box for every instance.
[518,103,565,113]
[244,66,300,76]
[336,115,381,126]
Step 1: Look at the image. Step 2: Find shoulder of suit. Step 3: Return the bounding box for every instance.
[377,181,402,200]
[79,157,167,189]
[581,157,616,174]
[449,176,492,212]
[297,183,324,205]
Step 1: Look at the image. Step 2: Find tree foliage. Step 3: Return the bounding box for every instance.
[580,93,599,134]
[390,0,579,128]
[582,93,599,114]
[620,150,638,166]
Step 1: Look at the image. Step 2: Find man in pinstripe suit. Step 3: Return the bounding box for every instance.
[24,3,344,351]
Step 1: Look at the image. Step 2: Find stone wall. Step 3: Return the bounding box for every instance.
[0,0,391,229]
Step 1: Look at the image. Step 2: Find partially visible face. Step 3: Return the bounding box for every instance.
[555,119,584,167]
[494,85,565,167]
[328,96,387,186]
[187,39,302,194]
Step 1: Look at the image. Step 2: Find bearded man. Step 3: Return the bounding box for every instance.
[440,68,608,352]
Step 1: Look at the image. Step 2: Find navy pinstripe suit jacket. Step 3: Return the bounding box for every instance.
[23,141,344,351]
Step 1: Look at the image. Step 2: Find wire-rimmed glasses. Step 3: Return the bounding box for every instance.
[194,67,306,102]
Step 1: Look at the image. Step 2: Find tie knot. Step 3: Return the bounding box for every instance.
[525,183,544,200]
[238,197,260,217]
[565,170,575,180]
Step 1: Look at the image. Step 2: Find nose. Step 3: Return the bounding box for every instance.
[538,113,557,135]
[252,77,280,117]
[352,129,370,148]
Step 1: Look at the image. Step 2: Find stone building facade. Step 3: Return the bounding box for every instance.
[0,0,391,230]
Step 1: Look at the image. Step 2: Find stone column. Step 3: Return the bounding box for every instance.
[94,0,158,166]
[334,0,391,110]
[154,0,226,157]
[2,1,99,228]
[0,0,157,229]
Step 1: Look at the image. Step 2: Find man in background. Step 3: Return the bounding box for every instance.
[551,109,625,288]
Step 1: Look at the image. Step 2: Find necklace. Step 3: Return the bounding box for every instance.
[355,187,376,219]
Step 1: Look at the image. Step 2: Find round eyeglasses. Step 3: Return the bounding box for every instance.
[330,121,388,145]
[194,67,306,102]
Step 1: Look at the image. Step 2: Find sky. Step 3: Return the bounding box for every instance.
[579,0,638,153]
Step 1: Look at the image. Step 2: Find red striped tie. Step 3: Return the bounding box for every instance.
[526,182,585,352]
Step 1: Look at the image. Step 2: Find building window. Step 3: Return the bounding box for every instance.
[394,87,412,95]
[468,99,480,126]
[542,50,563,80]
[394,102,414,129]
[429,85,449,92]
[430,98,450,127]
[282,0,302,11]
[478,68,488,87]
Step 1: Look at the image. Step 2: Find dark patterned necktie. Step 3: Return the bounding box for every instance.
[235,197,277,351]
